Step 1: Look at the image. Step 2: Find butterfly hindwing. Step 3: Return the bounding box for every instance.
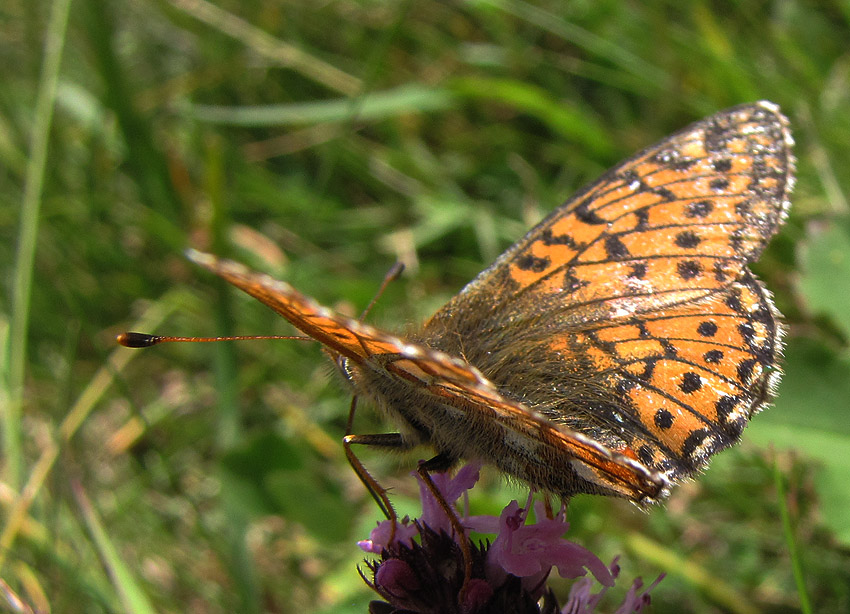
[563,270,783,480]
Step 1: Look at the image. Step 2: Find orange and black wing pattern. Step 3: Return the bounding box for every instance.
[426,101,792,329]
[557,270,783,481]
[420,101,793,487]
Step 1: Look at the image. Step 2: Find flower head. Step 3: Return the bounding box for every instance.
[360,463,663,613]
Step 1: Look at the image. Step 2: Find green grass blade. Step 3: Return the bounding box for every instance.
[4,0,72,491]
[72,480,157,614]
[775,461,813,614]
[191,84,457,126]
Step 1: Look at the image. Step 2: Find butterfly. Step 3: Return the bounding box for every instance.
[121,101,793,506]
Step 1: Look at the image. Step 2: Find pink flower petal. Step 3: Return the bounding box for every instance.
[358,518,418,553]
[416,462,481,534]
[487,500,614,587]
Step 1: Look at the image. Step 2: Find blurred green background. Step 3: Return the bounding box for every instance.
[3,0,850,612]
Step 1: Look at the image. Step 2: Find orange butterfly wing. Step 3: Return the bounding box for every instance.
[418,101,792,485]
[558,270,783,479]
[426,101,792,329]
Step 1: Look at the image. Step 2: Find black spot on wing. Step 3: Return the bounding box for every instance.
[703,349,723,363]
[712,158,732,172]
[541,229,579,248]
[674,230,701,248]
[697,321,718,337]
[710,178,729,191]
[628,262,648,279]
[654,409,674,430]
[516,253,550,272]
[686,200,713,218]
[605,235,630,259]
[574,202,606,225]
[677,260,702,280]
[680,371,702,393]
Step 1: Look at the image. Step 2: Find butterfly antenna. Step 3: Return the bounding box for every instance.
[359,262,405,321]
[117,332,309,348]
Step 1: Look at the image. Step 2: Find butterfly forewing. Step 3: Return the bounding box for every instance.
[188,250,668,501]
[426,101,793,330]
[187,250,406,365]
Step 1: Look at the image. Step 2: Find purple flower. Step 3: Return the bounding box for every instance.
[359,463,481,555]
[475,500,613,600]
[360,463,663,614]
[561,557,665,614]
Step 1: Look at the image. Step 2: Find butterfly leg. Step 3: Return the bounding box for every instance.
[416,453,474,604]
[343,395,416,543]
[345,399,473,605]
[343,432,412,519]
